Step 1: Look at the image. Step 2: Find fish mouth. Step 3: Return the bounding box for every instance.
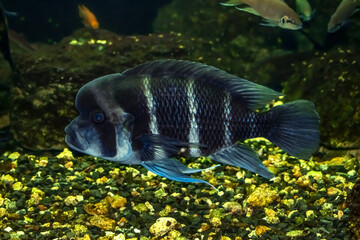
[65,124,89,151]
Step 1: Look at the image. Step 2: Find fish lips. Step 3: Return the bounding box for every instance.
[64,122,90,152]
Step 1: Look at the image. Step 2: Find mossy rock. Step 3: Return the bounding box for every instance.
[347,177,360,240]
[282,48,360,147]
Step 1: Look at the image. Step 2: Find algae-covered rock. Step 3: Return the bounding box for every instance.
[347,177,360,240]
[149,217,177,237]
[89,215,115,231]
[282,48,360,147]
[247,183,279,208]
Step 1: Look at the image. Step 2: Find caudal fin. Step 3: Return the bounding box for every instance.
[265,100,320,159]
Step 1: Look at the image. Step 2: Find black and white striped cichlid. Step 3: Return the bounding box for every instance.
[65,60,320,189]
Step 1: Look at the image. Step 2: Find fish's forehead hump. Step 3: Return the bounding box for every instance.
[75,73,123,110]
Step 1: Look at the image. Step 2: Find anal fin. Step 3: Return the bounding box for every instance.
[210,144,274,179]
[141,158,219,190]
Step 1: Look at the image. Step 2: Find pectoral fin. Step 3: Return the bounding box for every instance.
[235,6,261,16]
[141,158,218,190]
[136,134,206,161]
[209,144,274,179]
[260,19,278,27]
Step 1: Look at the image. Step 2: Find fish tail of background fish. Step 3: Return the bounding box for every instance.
[220,0,243,7]
[0,1,16,71]
[264,100,320,159]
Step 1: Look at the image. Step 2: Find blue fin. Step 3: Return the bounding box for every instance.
[122,60,282,111]
[265,100,320,159]
[141,158,218,190]
[136,134,205,161]
[210,144,274,179]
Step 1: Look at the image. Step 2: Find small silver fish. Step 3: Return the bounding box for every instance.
[65,60,320,189]
[296,0,315,22]
[328,0,360,33]
[221,0,303,30]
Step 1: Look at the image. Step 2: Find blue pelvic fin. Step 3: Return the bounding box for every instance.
[141,158,218,190]
[210,144,274,179]
[265,100,320,159]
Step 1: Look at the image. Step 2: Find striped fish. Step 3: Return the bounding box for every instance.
[65,60,320,189]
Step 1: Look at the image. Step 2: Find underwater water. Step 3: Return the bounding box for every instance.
[0,0,359,239]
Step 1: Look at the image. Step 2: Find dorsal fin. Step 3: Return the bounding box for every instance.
[122,59,282,110]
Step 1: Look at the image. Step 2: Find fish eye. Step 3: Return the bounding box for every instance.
[92,111,105,124]
[281,17,286,25]
[281,16,295,25]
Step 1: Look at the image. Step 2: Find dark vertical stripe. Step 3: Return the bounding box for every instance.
[97,122,117,157]
[151,76,191,143]
[194,80,226,155]
[113,78,151,151]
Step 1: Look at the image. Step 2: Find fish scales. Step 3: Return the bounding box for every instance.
[126,63,267,155]
[65,59,320,189]
[149,77,191,143]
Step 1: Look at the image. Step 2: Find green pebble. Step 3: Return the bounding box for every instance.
[154,188,168,198]
[319,164,329,171]
[294,216,304,225]
[288,210,298,219]
[133,203,148,213]
[286,230,307,237]
[347,169,356,177]
[307,171,323,178]
[16,209,26,215]
[344,158,356,170]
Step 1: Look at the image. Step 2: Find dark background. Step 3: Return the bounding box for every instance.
[2,0,172,43]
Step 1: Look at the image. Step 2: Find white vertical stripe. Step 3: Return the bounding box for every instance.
[187,79,200,156]
[224,92,232,145]
[143,77,159,134]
